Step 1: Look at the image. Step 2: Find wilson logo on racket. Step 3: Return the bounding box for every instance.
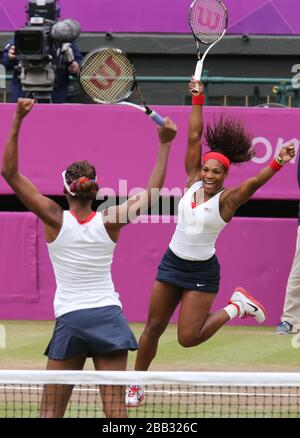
[79,47,165,126]
[189,0,228,93]
[197,7,222,30]
[91,56,122,90]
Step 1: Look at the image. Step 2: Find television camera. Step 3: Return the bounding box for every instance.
[14,0,80,102]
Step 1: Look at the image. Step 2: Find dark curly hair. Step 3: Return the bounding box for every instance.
[204,116,254,164]
[65,160,99,201]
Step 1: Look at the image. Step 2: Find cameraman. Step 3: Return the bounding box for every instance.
[2,41,82,103]
[1,0,83,103]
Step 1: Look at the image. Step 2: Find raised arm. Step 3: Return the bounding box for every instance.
[1,99,63,230]
[68,42,83,75]
[103,118,177,240]
[221,144,296,221]
[2,42,16,70]
[185,79,205,185]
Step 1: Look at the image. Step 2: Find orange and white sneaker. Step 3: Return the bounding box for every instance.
[229,287,267,323]
[125,385,144,407]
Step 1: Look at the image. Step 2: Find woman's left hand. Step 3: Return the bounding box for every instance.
[189,78,205,96]
[278,143,296,163]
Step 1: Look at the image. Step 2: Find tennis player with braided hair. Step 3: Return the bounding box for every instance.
[1,98,177,418]
[126,79,296,407]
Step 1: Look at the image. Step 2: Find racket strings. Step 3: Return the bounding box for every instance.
[190,0,227,44]
[79,49,135,103]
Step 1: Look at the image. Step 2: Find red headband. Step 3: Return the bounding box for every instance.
[203,152,231,170]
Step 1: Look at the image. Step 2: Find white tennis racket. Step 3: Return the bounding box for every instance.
[79,47,165,126]
[189,0,228,93]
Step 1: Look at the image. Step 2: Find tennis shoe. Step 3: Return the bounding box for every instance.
[229,287,267,323]
[126,385,144,407]
[275,321,293,335]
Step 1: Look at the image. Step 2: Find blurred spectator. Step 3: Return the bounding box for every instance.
[2,40,83,103]
[276,154,300,334]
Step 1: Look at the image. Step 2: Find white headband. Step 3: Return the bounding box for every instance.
[62,170,76,197]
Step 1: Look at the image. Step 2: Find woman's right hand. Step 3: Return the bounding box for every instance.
[158,117,177,144]
[189,78,205,96]
[16,98,35,119]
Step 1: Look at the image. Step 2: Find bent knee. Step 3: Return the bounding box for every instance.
[178,333,205,348]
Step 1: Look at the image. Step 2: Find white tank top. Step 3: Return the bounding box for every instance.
[47,211,121,318]
[169,181,227,261]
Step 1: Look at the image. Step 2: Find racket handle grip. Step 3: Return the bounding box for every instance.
[148,110,165,126]
[192,60,204,95]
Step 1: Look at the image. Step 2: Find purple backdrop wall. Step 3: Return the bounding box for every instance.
[0,0,299,34]
[0,104,299,200]
[0,214,297,326]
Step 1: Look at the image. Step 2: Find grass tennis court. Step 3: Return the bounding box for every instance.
[0,321,299,371]
[1,322,300,418]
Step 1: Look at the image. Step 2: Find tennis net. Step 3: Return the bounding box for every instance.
[0,370,300,418]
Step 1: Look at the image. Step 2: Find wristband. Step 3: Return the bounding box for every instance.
[192,95,205,105]
[269,158,284,172]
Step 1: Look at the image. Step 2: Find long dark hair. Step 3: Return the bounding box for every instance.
[205,116,254,163]
[65,160,99,201]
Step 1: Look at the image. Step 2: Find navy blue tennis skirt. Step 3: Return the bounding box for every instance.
[44,305,138,360]
[156,247,220,293]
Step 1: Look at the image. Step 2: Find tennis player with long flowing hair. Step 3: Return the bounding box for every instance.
[126,79,296,407]
[1,98,177,418]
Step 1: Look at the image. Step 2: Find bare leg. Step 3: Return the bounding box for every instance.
[135,281,182,371]
[40,354,86,418]
[93,350,128,418]
[177,290,230,347]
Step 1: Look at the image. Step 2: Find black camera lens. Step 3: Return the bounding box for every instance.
[16,32,41,55]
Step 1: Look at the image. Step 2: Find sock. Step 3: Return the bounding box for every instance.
[224,303,239,320]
